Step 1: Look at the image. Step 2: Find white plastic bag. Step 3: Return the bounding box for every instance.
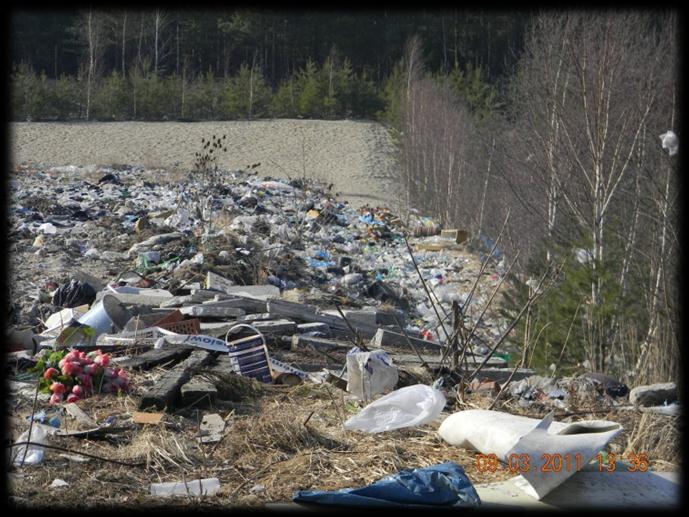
[346,348,398,401]
[12,423,54,466]
[344,384,446,433]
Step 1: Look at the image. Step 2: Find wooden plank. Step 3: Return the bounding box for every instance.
[118,346,193,371]
[132,412,164,425]
[139,350,215,411]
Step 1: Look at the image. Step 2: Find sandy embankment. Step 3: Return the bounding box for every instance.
[10,120,403,210]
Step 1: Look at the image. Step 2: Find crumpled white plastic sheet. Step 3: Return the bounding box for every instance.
[438,409,622,499]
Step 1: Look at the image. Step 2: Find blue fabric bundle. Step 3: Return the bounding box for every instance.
[293,462,480,508]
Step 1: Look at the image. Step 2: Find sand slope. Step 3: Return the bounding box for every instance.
[10,119,402,209]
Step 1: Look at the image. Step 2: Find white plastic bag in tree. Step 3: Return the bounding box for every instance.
[660,130,678,156]
[438,409,622,500]
[346,348,398,401]
[344,384,446,433]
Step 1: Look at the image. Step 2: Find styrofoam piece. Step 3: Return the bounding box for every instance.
[150,478,220,497]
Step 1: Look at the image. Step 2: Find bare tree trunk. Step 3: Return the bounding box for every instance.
[85,9,94,121]
[249,52,256,119]
[154,9,160,76]
[477,137,495,236]
[121,12,127,75]
[137,14,144,70]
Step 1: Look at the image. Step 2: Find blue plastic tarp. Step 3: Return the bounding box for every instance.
[293,462,480,508]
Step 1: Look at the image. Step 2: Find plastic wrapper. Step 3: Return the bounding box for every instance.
[344,384,446,433]
[346,348,398,401]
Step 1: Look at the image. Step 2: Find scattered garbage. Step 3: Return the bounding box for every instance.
[293,462,480,507]
[344,384,446,433]
[6,161,677,508]
[438,409,622,499]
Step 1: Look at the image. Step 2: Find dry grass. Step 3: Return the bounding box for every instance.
[8,364,680,509]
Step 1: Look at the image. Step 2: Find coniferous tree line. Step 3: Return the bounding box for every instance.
[9,8,526,121]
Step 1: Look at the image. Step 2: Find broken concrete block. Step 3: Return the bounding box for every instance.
[371,328,442,351]
[180,375,218,407]
[250,319,297,335]
[629,382,678,407]
[291,334,351,351]
[206,271,236,294]
[182,305,246,318]
[297,322,331,335]
[201,297,268,313]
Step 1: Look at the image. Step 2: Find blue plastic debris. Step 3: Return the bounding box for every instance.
[479,233,503,262]
[293,462,480,507]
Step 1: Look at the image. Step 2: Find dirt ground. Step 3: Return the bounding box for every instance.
[9,120,403,211]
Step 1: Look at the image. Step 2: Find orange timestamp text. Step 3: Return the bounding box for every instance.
[475,452,649,474]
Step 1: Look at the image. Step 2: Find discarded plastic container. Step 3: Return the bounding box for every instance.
[344,384,446,433]
[150,478,220,497]
[346,348,398,401]
[77,294,131,339]
[225,324,274,383]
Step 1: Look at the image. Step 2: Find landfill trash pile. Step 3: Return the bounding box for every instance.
[5,162,680,509]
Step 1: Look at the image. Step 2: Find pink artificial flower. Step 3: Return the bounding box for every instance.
[94,354,110,367]
[72,385,84,397]
[43,367,59,381]
[83,364,97,376]
[77,373,92,385]
[50,382,67,395]
[49,393,62,405]
[66,393,79,403]
[61,361,82,377]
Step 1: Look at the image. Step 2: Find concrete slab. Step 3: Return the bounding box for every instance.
[475,467,680,510]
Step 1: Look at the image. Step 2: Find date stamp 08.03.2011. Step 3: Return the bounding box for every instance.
[475,452,649,474]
